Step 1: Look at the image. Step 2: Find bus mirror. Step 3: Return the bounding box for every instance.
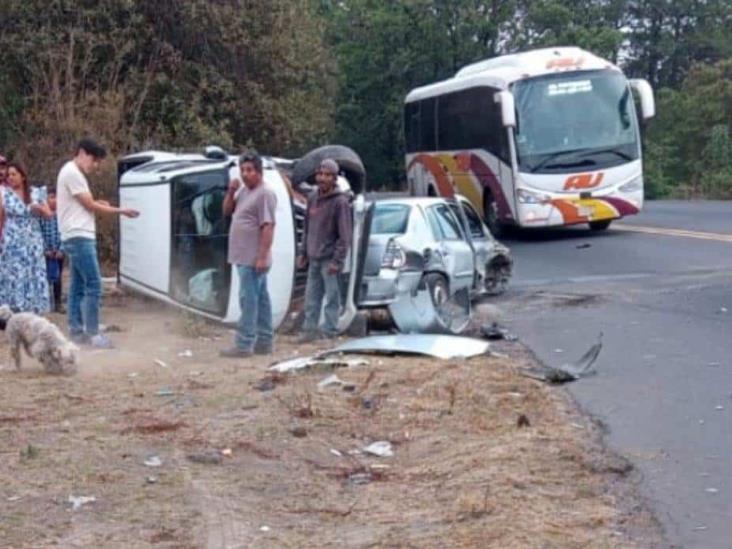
[629,79,655,120]
[496,92,516,127]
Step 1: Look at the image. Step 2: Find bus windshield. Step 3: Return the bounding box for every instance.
[513,70,640,174]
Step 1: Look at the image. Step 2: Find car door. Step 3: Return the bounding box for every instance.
[456,198,493,281]
[425,203,474,291]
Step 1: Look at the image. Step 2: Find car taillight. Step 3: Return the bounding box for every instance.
[381,239,406,269]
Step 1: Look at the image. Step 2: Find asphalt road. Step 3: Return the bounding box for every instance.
[495,201,732,548]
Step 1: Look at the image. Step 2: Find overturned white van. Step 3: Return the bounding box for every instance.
[117,149,300,327]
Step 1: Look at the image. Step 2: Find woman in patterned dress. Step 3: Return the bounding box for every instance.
[0,162,52,313]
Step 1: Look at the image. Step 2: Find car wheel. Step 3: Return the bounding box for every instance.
[589,220,612,231]
[483,192,505,238]
[484,255,512,295]
[424,273,449,309]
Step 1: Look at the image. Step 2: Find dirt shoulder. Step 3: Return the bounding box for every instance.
[0,294,662,548]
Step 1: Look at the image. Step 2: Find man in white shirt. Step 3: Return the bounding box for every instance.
[57,139,139,348]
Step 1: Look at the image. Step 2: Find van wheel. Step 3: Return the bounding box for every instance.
[483,192,505,238]
[589,220,612,231]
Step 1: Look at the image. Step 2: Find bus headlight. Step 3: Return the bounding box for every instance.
[618,177,642,193]
[517,188,551,204]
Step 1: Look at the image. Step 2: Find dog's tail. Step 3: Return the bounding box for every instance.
[0,305,13,330]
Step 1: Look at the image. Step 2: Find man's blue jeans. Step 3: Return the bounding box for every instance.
[302,259,341,336]
[62,237,101,337]
[235,265,273,351]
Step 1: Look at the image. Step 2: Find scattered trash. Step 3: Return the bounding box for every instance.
[68,495,96,511]
[707,362,720,368]
[260,526,271,532]
[144,456,163,467]
[318,374,346,390]
[269,355,368,374]
[521,333,603,383]
[290,426,308,438]
[361,396,376,410]
[363,441,393,458]
[177,350,194,358]
[253,377,277,392]
[480,322,518,341]
[154,359,168,368]
[128,372,138,378]
[348,472,373,485]
[517,414,531,428]
[7,496,21,502]
[554,348,564,354]
[705,487,719,494]
[330,449,343,457]
[715,405,725,411]
[692,525,708,532]
[329,334,490,360]
[187,451,223,465]
[155,388,175,397]
[576,243,592,249]
[720,307,728,313]
[145,476,158,484]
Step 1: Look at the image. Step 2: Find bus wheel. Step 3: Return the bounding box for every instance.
[589,220,612,231]
[483,192,505,238]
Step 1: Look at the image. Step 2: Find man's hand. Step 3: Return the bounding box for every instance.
[121,208,140,218]
[296,255,308,270]
[255,257,269,274]
[228,178,241,194]
[327,262,340,275]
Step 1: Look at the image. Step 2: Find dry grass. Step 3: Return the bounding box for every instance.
[0,296,660,548]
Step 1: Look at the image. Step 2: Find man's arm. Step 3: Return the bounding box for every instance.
[223,179,240,216]
[75,192,139,217]
[255,223,275,273]
[330,197,353,272]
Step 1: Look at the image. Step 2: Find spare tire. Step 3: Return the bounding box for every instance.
[292,145,366,194]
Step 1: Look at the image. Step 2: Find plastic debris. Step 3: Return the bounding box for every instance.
[154,359,168,368]
[7,496,21,502]
[221,448,233,457]
[178,350,194,358]
[155,388,175,397]
[144,456,163,467]
[330,449,343,457]
[260,526,271,532]
[146,476,158,484]
[705,487,719,494]
[68,495,96,511]
[363,441,393,457]
[715,405,725,411]
[348,472,372,485]
[269,355,368,374]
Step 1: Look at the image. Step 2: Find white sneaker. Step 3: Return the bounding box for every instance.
[89,334,115,349]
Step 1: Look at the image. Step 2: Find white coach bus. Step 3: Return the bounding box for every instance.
[404,47,655,235]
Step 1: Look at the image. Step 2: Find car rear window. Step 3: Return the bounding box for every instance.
[371,204,411,234]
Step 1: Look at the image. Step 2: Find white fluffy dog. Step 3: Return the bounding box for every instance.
[0,305,78,375]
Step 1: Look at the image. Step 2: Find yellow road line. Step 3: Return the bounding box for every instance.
[616,224,732,243]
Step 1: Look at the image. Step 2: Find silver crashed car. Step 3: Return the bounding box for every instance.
[355,195,512,333]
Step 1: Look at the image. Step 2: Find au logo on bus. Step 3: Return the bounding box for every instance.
[563,173,604,191]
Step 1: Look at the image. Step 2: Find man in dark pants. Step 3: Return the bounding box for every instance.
[297,159,352,343]
[39,184,65,313]
[220,150,277,357]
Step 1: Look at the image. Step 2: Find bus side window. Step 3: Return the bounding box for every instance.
[405,102,420,153]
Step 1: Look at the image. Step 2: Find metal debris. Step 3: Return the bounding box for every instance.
[521,333,603,383]
[329,334,490,360]
[269,355,369,374]
[480,322,518,341]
